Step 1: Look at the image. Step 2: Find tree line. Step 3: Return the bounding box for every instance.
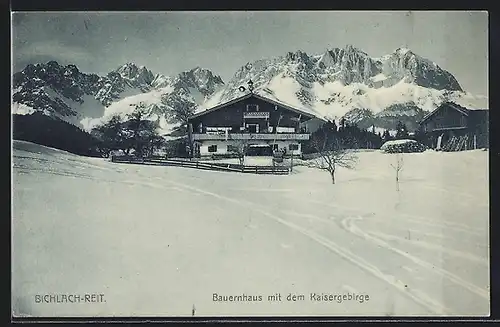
[13,112,102,157]
[302,118,411,154]
[90,109,166,158]
[13,102,414,160]
[13,110,169,159]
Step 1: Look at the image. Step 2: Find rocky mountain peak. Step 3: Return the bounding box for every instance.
[394,47,412,55]
[381,48,463,91]
[227,45,464,93]
[46,60,61,69]
[116,62,138,75]
[189,66,223,83]
[113,62,155,86]
[64,64,80,76]
[342,44,368,55]
[176,67,224,97]
[285,50,311,63]
[317,50,336,68]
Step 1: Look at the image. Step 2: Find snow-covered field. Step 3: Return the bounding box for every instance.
[11,140,489,317]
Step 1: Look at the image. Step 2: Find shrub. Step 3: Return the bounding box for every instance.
[380,139,427,153]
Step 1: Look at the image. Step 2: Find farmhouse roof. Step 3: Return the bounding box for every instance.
[189,92,326,121]
[419,101,474,125]
[467,109,489,125]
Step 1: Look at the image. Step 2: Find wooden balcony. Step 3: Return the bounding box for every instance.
[191,133,310,141]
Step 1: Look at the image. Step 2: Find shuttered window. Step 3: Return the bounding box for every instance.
[246,104,259,112]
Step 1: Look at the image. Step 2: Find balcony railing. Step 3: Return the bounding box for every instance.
[192,133,310,141]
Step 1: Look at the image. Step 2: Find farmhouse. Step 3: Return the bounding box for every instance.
[417,101,488,150]
[187,92,326,158]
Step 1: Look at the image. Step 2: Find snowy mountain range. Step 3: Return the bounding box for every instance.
[12,45,488,136]
[12,61,225,135]
[203,45,487,131]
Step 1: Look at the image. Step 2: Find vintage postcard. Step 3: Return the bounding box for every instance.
[11,11,489,318]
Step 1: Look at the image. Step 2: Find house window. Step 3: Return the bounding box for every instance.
[289,144,299,151]
[246,104,259,112]
[208,145,217,153]
[227,145,238,152]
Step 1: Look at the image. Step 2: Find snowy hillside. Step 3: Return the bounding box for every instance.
[12,140,489,317]
[83,67,225,135]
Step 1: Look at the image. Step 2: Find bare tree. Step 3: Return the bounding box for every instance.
[390,153,404,191]
[91,114,126,157]
[231,140,248,167]
[310,130,358,184]
[163,96,197,128]
[124,106,161,157]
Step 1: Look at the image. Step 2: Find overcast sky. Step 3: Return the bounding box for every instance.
[12,11,488,95]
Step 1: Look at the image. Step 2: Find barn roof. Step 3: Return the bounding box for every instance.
[188,92,326,121]
[419,101,472,125]
[467,109,489,125]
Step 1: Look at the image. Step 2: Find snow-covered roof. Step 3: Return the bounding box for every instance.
[189,92,327,121]
[382,139,417,147]
[248,144,272,148]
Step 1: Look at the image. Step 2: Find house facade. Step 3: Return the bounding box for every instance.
[187,92,326,158]
[417,102,488,150]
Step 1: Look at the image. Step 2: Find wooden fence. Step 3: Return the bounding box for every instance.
[111,156,290,175]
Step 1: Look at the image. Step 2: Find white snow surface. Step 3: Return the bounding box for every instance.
[308,80,488,120]
[12,141,489,317]
[371,73,388,82]
[95,84,145,105]
[43,87,107,121]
